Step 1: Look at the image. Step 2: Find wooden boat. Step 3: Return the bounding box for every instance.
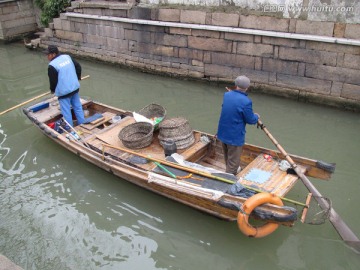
[23,97,336,238]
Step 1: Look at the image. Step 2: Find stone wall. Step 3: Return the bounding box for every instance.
[140,0,360,24]
[0,0,38,41]
[40,2,360,111]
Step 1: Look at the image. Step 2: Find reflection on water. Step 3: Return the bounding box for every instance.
[1,43,360,269]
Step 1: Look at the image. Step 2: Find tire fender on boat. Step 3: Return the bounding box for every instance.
[237,192,283,238]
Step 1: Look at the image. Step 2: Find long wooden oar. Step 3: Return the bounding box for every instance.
[0,75,90,116]
[258,119,360,252]
[101,143,306,207]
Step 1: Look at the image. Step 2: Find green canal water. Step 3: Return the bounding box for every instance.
[1,43,360,269]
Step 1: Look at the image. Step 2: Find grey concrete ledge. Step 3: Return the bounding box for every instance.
[65,12,360,46]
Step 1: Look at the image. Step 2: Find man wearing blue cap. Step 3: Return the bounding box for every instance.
[44,45,85,126]
[217,75,260,175]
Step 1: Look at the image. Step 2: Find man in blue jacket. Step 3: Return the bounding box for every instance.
[217,75,260,175]
[45,45,85,126]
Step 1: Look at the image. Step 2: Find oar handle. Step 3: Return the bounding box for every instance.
[257,119,296,167]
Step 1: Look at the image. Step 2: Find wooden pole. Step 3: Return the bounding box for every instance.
[0,75,90,117]
[0,92,50,116]
[101,143,306,207]
[258,119,360,252]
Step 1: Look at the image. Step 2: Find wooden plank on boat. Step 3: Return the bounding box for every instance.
[238,154,306,197]
[31,98,91,123]
[81,111,115,130]
[241,143,332,180]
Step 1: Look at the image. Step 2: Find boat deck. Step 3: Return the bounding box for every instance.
[76,111,304,197]
[29,98,305,198]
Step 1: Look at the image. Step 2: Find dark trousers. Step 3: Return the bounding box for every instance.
[221,143,243,175]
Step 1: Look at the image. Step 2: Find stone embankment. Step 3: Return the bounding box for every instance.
[38,1,360,111]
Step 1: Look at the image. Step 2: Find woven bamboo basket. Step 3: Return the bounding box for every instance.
[159,117,195,149]
[138,104,166,128]
[160,133,195,150]
[118,122,154,149]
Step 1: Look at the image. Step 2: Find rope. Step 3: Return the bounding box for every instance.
[304,195,332,225]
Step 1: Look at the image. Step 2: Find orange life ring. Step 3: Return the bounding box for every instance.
[237,192,284,238]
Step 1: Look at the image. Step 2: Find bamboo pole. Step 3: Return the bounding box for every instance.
[0,75,90,117]
[101,143,306,207]
[0,92,50,116]
[258,119,360,252]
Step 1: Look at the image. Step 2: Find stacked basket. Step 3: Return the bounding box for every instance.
[158,117,195,149]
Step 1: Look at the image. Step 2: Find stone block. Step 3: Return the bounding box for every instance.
[298,63,306,76]
[289,19,296,33]
[61,20,71,31]
[204,64,233,78]
[279,47,337,66]
[53,18,62,30]
[336,53,344,67]
[342,83,360,100]
[86,24,97,35]
[342,54,360,70]
[56,30,83,42]
[137,42,174,57]
[188,36,232,53]
[44,28,53,37]
[133,24,163,33]
[178,48,203,61]
[128,7,152,20]
[239,15,289,32]
[4,18,25,28]
[306,41,360,55]
[125,29,151,43]
[237,42,273,57]
[106,37,128,53]
[211,12,239,27]
[158,9,180,22]
[262,58,298,75]
[103,25,124,39]
[241,69,270,84]
[192,60,204,67]
[305,64,360,85]
[255,57,262,70]
[211,52,255,69]
[169,27,192,36]
[262,36,300,48]
[155,33,187,47]
[330,82,343,97]
[295,20,334,37]
[3,5,19,14]
[254,36,262,43]
[276,74,331,94]
[85,33,104,45]
[344,24,360,39]
[224,32,253,42]
[334,23,346,38]
[180,10,206,24]
[191,29,220,39]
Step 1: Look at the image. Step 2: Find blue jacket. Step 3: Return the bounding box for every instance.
[217,90,259,146]
[49,54,81,97]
